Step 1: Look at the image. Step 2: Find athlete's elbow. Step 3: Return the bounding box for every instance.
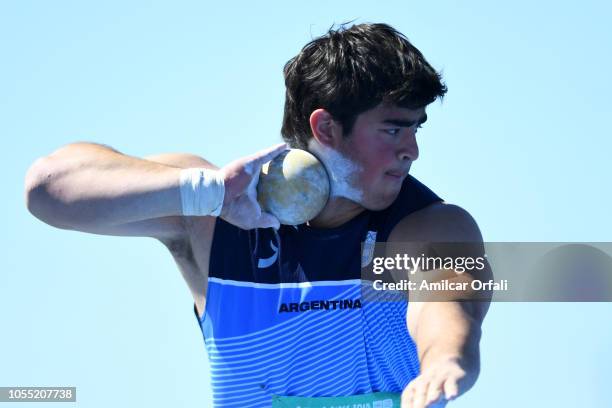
[24,157,73,230]
[25,156,49,215]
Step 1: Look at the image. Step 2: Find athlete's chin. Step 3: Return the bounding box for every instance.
[362,187,402,211]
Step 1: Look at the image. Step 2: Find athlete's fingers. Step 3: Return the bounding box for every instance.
[443,376,459,400]
[255,211,281,230]
[425,377,445,406]
[401,384,415,408]
[427,397,448,408]
[250,143,288,168]
[410,377,429,408]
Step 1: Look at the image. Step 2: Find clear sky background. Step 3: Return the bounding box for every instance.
[2,0,611,407]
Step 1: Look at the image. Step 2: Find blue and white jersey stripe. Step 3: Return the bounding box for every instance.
[197,279,419,408]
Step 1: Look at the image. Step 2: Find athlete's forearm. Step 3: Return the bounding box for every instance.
[25,142,189,229]
[415,301,483,384]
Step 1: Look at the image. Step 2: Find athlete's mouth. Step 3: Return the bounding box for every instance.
[385,171,405,179]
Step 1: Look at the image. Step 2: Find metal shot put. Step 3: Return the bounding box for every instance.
[257,149,330,225]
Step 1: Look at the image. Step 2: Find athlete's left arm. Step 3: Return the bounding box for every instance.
[387,203,492,408]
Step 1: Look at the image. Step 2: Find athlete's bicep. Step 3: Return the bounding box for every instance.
[390,202,491,334]
[144,152,218,171]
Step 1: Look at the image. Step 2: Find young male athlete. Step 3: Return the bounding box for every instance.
[25,23,490,408]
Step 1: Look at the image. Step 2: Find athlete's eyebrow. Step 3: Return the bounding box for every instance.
[381,114,428,127]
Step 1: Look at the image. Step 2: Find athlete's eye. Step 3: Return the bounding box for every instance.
[384,128,401,136]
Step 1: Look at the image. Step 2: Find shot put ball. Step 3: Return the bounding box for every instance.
[257,149,330,225]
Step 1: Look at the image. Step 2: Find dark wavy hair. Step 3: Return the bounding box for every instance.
[281,23,448,149]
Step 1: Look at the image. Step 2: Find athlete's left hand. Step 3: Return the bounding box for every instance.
[400,355,477,408]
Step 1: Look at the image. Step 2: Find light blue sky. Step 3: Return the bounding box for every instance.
[2,1,611,407]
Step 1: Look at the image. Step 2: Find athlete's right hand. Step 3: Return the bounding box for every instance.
[218,143,288,230]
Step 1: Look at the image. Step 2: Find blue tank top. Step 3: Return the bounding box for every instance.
[195,175,442,407]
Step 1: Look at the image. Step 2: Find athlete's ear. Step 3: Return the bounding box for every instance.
[309,109,343,148]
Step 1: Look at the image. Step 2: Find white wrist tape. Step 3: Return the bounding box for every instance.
[179,168,225,216]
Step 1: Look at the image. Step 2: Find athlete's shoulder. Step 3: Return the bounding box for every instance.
[388,202,483,243]
[368,175,440,239]
[396,175,441,204]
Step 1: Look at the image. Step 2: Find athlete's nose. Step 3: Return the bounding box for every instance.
[398,131,419,162]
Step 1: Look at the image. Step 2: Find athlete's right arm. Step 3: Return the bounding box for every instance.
[24,141,287,239]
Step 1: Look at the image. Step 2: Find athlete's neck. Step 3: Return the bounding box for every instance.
[306,196,364,229]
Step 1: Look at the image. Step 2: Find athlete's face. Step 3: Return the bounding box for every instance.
[337,103,426,210]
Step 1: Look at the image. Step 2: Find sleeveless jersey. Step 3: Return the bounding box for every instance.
[195,175,442,407]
